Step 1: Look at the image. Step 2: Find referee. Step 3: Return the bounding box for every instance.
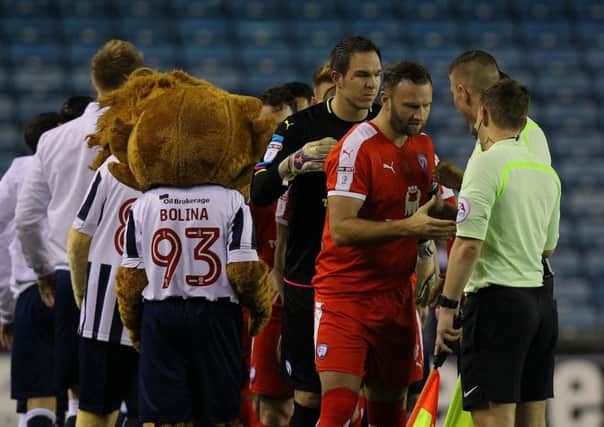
[437,50,555,295]
[435,79,560,427]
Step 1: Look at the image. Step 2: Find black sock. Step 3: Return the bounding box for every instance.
[123,417,142,427]
[26,415,55,427]
[64,415,76,427]
[290,401,320,427]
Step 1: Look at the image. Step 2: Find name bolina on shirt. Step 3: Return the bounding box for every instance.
[123,185,259,301]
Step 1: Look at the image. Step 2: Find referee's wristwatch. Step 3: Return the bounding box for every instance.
[438,294,459,309]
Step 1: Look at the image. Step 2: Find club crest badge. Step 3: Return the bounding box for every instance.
[417,153,428,172]
[316,343,328,359]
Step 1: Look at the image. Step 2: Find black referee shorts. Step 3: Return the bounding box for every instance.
[280,283,321,393]
[460,284,558,411]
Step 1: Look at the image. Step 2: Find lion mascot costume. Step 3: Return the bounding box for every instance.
[73,69,274,427]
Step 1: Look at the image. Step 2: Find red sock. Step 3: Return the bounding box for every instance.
[366,399,405,427]
[400,408,407,426]
[350,394,365,427]
[240,391,261,427]
[318,388,359,427]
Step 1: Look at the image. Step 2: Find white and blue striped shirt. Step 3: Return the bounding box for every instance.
[73,156,141,346]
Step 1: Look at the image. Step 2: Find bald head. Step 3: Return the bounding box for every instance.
[448,50,501,95]
[449,50,502,125]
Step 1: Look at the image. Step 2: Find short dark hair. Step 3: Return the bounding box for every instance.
[282,82,314,103]
[24,112,60,153]
[448,50,499,75]
[91,40,144,93]
[448,50,500,95]
[382,61,432,91]
[481,79,529,131]
[330,36,381,76]
[59,95,93,123]
[260,85,298,113]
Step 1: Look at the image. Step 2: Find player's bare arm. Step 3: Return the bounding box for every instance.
[329,195,456,247]
[66,228,93,309]
[269,221,288,303]
[435,236,482,354]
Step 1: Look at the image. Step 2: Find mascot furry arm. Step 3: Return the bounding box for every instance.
[227,261,272,336]
[114,266,147,350]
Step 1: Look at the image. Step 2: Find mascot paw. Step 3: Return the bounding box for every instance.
[248,309,271,337]
[115,267,148,346]
[127,328,141,352]
[227,261,272,336]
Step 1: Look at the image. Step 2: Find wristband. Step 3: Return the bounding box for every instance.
[438,294,459,309]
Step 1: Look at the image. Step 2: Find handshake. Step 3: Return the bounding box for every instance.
[278,137,338,181]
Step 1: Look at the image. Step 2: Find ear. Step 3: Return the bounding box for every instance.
[458,84,471,104]
[481,106,490,128]
[234,95,274,160]
[380,89,389,107]
[332,70,343,87]
[233,94,264,121]
[108,161,143,191]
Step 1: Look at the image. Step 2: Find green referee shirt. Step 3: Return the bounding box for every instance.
[456,137,561,293]
[469,117,551,166]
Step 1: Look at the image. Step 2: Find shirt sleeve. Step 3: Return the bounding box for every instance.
[0,162,20,236]
[250,117,304,206]
[228,195,259,264]
[72,169,106,236]
[15,154,54,276]
[122,205,145,269]
[544,194,560,252]
[326,140,371,201]
[455,154,500,241]
[0,282,15,324]
[0,163,19,323]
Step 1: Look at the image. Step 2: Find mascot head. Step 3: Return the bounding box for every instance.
[89,69,274,197]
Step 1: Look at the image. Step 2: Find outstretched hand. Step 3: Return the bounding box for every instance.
[404,196,457,240]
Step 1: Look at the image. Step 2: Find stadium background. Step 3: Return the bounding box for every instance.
[0,0,602,425]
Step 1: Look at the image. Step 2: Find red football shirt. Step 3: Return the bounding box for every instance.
[249,201,277,269]
[313,121,438,298]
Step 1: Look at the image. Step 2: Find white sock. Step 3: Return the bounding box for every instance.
[67,399,78,418]
[120,401,128,414]
[18,413,26,427]
[25,408,56,424]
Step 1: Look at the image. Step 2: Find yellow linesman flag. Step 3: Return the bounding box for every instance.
[406,369,440,427]
[443,376,474,427]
